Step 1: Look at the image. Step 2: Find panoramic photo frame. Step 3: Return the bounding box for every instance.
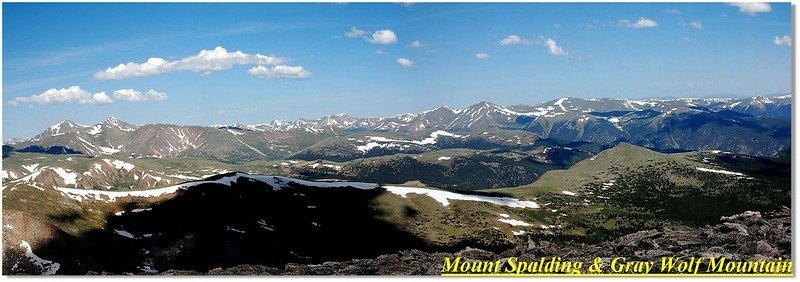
[0,1,795,278]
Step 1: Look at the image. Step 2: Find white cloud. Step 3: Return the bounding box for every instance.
[374,50,388,55]
[253,54,286,65]
[682,20,703,29]
[247,65,311,79]
[145,90,168,101]
[344,27,366,38]
[498,35,571,56]
[113,89,168,102]
[542,38,568,56]
[663,9,682,14]
[8,86,112,106]
[774,35,791,47]
[94,46,290,80]
[475,53,490,59]
[408,40,425,48]
[396,58,414,67]
[95,57,170,80]
[729,2,771,15]
[618,17,658,28]
[368,29,398,44]
[499,35,524,45]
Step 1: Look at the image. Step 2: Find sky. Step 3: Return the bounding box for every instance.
[2,2,793,140]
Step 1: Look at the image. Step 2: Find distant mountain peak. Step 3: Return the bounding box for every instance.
[50,120,86,130]
[102,116,136,132]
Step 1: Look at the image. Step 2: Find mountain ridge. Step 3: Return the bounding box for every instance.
[4,94,791,161]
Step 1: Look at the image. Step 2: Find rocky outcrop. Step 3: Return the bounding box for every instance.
[161,207,791,275]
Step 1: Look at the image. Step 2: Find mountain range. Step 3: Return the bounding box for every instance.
[4,94,792,163]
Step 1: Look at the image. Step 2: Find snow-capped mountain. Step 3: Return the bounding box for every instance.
[4,94,791,160]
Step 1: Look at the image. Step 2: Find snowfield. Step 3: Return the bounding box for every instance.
[383,185,539,209]
[355,130,464,153]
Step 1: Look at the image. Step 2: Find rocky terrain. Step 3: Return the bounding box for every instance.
[157,208,791,275]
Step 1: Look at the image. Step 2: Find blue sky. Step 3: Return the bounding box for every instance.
[2,3,792,140]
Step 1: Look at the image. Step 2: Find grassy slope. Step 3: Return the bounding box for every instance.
[487,142,790,242]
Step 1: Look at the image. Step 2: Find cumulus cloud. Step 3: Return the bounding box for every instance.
[113,89,168,102]
[475,53,490,59]
[94,46,292,80]
[774,35,791,47]
[729,2,771,15]
[499,35,523,45]
[542,38,568,56]
[618,17,658,28]
[247,65,311,79]
[368,29,398,44]
[396,58,414,67]
[7,86,171,106]
[8,86,112,106]
[344,27,366,38]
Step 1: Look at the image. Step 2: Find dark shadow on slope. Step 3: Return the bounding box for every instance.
[47,211,83,224]
[8,174,486,274]
[15,145,83,155]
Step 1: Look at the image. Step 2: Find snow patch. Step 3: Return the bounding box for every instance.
[114,229,135,239]
[554,98,569,112]
[695,167,745,176]
[384,186,539,208]
[87,125,103,135]
[103,159,135,171]
[22,164,40,173]
[18,241,60,275]
[356,142,383,153]
[498,218,532,226]
[99,146,121,155]
[50,168,77,186]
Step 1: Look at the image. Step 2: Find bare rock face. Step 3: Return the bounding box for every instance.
[166,207,791,275]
